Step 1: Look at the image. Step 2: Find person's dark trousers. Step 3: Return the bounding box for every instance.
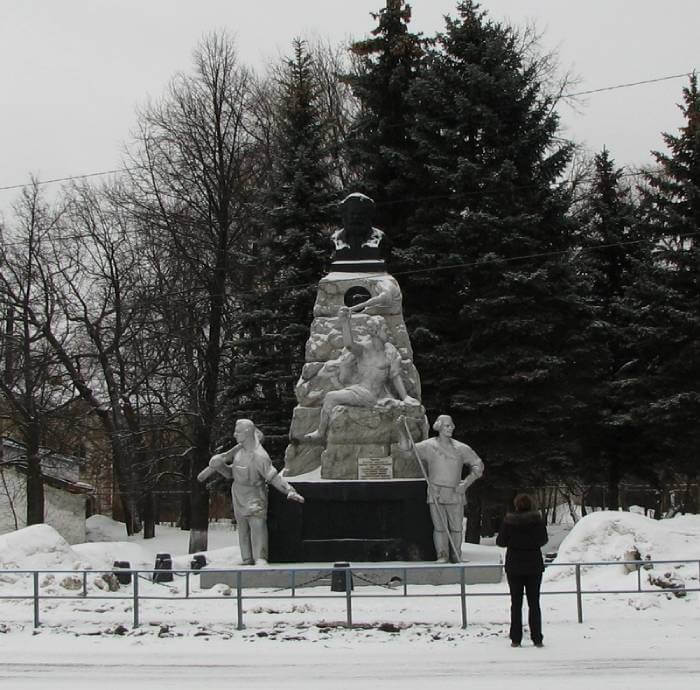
[506,572,543,644]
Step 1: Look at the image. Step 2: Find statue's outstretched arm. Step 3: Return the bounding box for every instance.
[338,306,362,357]
[261,458,305,503]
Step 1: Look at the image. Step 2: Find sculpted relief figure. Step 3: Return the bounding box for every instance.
[398,414,484,563]
[331,193,386,262]
[347,275,402,315]
[305,307,419,441]
[197,419,304,565]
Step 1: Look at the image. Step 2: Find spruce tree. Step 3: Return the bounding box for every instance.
[345,0,425,244]
[395,1,592,504]
[222,39,336,459]
[573,149,646,507]
[629,74,700,508]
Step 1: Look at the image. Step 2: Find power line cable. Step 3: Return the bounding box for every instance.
[0,70,693,195]
[0,168,134,193]
[0,168,653,252]
[562,72,694,98]
[2,229,697,306]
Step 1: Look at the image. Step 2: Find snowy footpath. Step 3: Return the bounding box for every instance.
[1,512,699,689]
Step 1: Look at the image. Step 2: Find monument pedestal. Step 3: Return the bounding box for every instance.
[268,480,436,563]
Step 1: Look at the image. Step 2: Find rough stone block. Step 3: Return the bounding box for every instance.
[391,445,423,478]
[325,404,425,445]
[321,443,391,479]
[313,273,403,318]
[287,407,321,441]
[283,443,323,477]
[305,314,411,363]
[304,317,344,362]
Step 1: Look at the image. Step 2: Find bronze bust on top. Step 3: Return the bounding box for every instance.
[330,193,387,270]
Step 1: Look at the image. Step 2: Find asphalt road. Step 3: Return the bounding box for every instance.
[2,645,699,690]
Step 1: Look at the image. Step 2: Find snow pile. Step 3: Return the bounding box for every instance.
[85,514,239,569]
[0,524,88,571]
[85,514,130,542]
[72,540,159,571]
[544,511,700,592]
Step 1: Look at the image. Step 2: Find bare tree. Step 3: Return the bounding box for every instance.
[37,180,177,537]
[0,181,74,525]
[126,32,260,552]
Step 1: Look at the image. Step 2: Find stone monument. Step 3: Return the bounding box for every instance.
[283,193,428,481]
[269,193,437,562]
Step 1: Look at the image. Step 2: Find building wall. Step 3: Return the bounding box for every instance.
[0,466,87,544]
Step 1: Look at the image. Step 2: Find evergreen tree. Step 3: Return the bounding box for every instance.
[394,1,594,507]
[345,0,425,244]
[222,39,336,459]
[628,74,700,508]
[573,149,647,507]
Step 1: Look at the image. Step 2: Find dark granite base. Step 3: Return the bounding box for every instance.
[268,480,437,563]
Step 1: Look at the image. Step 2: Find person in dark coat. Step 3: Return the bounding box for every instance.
[496,493,549,647]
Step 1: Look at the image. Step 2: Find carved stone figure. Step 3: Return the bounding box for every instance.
[330,193,387,264]
[305,307,419,441]
[197,419,304,565]
[347,274,402,315]
[398,414,484,563]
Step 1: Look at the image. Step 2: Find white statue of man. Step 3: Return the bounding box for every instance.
[198,419,304,565]
[398,414,484,563]
[305,307,419,441]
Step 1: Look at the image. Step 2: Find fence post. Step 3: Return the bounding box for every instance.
[403,567,407,597]
[82,570,87,598]
[133,571,139,628]
[636,563,642,592]
[345,568,353,628]
[185,570,190,599]
[460,566,467,629]
[33,571,40,628]
[236,571,244,631]
[575,564,583,623]
[291,569,296,598]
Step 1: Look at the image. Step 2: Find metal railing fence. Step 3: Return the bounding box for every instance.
[0,558,697,631]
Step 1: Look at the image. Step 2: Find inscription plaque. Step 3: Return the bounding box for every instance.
[358,456,393,480]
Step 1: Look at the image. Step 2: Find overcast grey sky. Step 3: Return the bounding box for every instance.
[1,0,697,215]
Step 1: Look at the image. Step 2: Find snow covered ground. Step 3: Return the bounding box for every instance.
[1,512,699,689]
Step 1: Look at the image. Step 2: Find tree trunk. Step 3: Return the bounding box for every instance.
[25,420,44,525]
[188,425,211,553]
[111,436,141,535]
[141,489,156,539]
[179,478,191,530]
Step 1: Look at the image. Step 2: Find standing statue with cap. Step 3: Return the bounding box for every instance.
[197,419,304,565]
[397,414,484,563]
